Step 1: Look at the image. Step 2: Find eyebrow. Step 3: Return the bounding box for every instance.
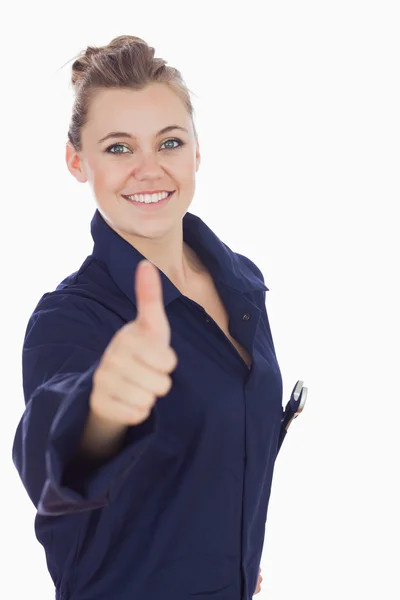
[97,125,189,145]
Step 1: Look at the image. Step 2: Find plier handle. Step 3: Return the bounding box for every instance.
[277,380,307,452]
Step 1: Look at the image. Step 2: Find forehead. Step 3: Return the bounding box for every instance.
[86,84,189,134]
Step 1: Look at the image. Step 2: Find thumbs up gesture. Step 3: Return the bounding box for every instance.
[90,260,178,427]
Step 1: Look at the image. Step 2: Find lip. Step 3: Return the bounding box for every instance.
[122,190,175,209]
[123,189,174,196]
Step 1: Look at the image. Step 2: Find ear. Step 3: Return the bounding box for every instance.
[65,141,88,183]
[195,137,201,172]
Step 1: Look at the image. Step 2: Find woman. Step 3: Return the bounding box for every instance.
[12,35,279,599]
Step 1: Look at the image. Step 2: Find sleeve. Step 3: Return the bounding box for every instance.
[12,293,159,517]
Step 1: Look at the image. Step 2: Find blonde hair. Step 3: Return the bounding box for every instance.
[67,35,197,152]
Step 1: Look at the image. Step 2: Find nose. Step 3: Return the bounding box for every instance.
[131,150,165,178]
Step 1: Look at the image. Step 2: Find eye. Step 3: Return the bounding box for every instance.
[105,138,185,155]
[105,143,130,155]
[160,138,185,150]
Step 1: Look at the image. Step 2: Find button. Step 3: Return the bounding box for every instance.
[242,313,250,321]
[205,316,211,323]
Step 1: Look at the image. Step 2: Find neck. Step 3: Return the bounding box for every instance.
[107,219,205,289]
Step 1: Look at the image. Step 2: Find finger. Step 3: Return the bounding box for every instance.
[101,392,152,425]
[135,260,170,345]
[115,328,178,374]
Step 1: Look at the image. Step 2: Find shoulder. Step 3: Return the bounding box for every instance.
[236,253,266,284]
[233,252,269,294]
[24,258,117,351]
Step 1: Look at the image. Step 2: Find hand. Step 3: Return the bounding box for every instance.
[90,260,178,426]
[254,567,263,595]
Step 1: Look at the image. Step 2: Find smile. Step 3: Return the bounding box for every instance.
[121,190,175,209]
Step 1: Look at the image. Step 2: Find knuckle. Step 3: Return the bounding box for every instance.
[134,386,155,410]
[166,348,178,371]
[133,406,151,425]
[159,375,172,395]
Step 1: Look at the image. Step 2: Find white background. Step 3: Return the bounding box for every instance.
[1,1,399,598]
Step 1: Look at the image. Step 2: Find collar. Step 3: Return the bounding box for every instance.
[90,209,268,308]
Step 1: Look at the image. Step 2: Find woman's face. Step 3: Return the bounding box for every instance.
[66,83,200,242]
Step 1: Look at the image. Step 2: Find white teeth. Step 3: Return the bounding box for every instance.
[125,191,170,203]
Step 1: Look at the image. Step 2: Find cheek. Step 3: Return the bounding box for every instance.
[91,161,124,194]
[175,155,197,185]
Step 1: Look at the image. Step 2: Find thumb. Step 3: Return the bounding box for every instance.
[134,260,171,345]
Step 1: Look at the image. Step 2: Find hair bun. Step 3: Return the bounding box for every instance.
[71,36,150,87]
[107,35,148,50]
